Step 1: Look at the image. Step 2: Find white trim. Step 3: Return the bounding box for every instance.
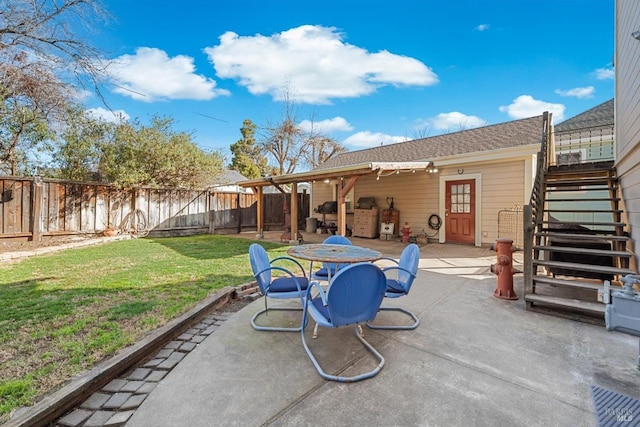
[439,173,482,246]
[524,156,534,206]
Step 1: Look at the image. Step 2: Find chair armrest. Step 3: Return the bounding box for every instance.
[381,265,416,279]
[271,256,307,278]
[373,256,399,266]
[305,281,327,306]
[256,265,306,294]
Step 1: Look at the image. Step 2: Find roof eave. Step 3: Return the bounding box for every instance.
[237,161,432,188]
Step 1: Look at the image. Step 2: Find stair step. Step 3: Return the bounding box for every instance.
[538,220,625,228]
[546,198,620,202]
[536,231,630,241]
[545,180,612,187]
[547,161,615,173]
[533,259,634,276]
[532,245,632,258]
[544,209,623,214]
[532,275,603,291]
[524,294,605,316]
[546,170,614,177]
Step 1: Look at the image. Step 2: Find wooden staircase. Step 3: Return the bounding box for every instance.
[525,160,636,320]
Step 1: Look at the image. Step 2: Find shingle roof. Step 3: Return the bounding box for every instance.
[216,170,248,184]
[554,99,614,133]
[317,115,544,170]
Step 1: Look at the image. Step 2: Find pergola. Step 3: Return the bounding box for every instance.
[238,161,432,240]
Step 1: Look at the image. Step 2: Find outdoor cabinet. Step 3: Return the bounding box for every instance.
[381,209,400,236]
[353,208,379,238]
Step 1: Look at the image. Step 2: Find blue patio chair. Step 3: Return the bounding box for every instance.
[249,243,309,332]
[310,235,352,281]
[301,262,387,382]
[366,243,420,330]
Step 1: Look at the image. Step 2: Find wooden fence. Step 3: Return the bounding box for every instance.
[0,177,309,241]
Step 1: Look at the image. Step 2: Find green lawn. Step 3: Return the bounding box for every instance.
[0,234,290,422]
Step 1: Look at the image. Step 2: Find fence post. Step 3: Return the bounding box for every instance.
[31,180,43,242]
[207,191,214,234]
[236,192,241,234]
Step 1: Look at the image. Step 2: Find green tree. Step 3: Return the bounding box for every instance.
[0,65,61,174]
[53,105,114,181]
[99,116,224,189]
[229,119,268,179]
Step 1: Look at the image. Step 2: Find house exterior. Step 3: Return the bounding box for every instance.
[239,115,546,246]
[212,170,254,193]
[615,0,640,265]
[307,115,546,246]
[553,98,614,166]
[548,99,616,225]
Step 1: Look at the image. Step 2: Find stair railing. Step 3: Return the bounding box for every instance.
[524,112,552,296]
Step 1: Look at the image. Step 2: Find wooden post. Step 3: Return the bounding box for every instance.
[523,204,533,304]
[209,191,216,234]
[337,191,346,236]
[31,180,43,242]
[236,192,242,233]
[290,183,298,241]
[338,177,358,236]
[256,186,264,238]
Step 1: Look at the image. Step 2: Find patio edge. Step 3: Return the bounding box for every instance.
[5,284,248,427]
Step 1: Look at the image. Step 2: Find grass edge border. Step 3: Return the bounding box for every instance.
[4,283,248,427]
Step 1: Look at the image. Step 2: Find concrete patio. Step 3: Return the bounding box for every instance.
[127,237,640,427]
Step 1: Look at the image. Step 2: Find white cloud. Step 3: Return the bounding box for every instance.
[108,47,229,102]
[555,86,594,98]
[594,67,614,80]
[298,116,353,133]
[342,131,408,148]
[87,107,129,123]
[499,95,565,122]
[419,112,486,131]
[205,25,438,104]
[476,24,490,31]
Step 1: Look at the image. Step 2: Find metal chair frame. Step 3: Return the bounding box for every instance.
[249,243,308,332]
[301,262,387,382]
[367,243,421,330]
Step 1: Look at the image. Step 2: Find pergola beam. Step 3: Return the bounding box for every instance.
[239,161,433,239]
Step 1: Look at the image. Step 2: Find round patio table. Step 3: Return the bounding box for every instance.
[288,243,383,339]
[287,243,382,265]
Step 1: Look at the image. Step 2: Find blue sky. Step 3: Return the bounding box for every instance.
[85,0,614,167]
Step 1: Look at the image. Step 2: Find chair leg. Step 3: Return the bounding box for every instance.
[251,307,303,332]
[366,307,420,330]
[301,324,385,382]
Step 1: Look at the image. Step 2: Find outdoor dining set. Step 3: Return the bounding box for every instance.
[248,235,420,382]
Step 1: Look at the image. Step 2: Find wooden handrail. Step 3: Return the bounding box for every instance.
[524,111,552,296]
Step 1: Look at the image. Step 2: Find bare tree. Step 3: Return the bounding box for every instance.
[302,113,347,169]
[411,124,432,140]
[0,0,110,96]
[260,87,306,175]
[260,87,346,174]
[0,0,110,173]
